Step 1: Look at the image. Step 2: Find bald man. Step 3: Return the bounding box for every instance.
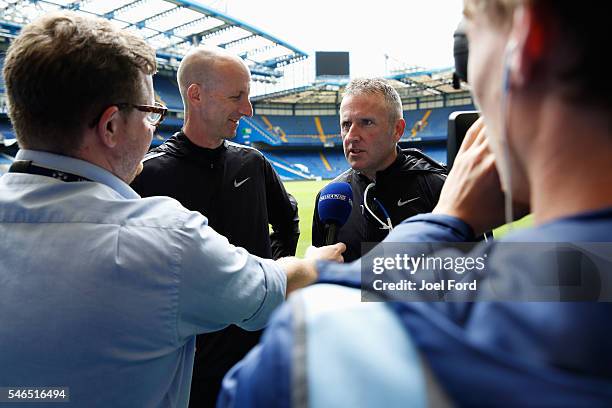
[131,46,300,407]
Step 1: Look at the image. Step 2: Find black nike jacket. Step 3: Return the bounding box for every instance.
[312,147,447,263]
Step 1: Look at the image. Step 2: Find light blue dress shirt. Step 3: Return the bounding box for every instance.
[0,150,286,407]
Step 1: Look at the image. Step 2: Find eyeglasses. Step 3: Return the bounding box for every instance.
[89,101,168,128]
[116,102,168,126]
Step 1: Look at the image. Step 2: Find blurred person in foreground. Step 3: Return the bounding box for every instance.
[219,0,612,406]
[0,12,343,407]
[131,46,300,407]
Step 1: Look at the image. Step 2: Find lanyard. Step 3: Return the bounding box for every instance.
[8,160,92,182]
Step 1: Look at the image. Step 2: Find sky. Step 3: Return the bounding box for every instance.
[204,0,464,77]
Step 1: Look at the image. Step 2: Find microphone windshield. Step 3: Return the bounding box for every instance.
[317,182,353,226]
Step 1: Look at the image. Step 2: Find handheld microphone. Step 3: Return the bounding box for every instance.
[317,182,353,245]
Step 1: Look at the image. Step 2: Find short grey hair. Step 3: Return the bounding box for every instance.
[343,78,403,122]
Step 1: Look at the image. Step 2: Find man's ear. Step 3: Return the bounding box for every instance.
[95,106,121,148]
[187,83,202,104]
[393,118,406,142]
[509,3,549,87]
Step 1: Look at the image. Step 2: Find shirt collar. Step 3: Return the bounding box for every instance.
[15,149,140,199]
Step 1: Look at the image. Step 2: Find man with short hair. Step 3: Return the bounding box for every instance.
[312,78,446,262]
[219,0,612,406]
[0,12,343,407]
[131,46,300,406]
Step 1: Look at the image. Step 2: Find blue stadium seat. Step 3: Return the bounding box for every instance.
[243,105,474,149]
[0,54,5,94]
[263,150,348,180]
[153,75,183,111]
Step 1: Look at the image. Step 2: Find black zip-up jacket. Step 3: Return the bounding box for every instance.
[312,147,447,263]
[132,131,300,258]
[131,131,299,407]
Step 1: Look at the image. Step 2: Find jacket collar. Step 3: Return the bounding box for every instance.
[159,131,227,161]
[354,145,446,183]
[376,146,406,178]
[355,146,404,183]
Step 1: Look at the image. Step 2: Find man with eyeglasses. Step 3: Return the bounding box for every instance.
[0,12,343,408]
[131,46,301,407]
[312,78,447,262]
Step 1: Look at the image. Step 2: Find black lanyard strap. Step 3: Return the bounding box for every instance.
[8,160,92,182]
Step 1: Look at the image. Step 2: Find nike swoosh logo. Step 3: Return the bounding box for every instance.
[234,177,250,188]
[397,197,420,207]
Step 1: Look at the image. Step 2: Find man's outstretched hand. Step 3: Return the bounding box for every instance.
[278,242,345,296]
[304,242,345,263]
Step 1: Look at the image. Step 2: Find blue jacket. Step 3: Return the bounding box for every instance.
[219,210,612,407]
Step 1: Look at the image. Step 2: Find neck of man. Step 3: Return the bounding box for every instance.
[182,116,224,149]
[362,146,398,181]
[76,140,136,184]
[526,98,612,225]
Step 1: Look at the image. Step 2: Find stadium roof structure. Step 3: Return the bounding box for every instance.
[251,67,470,105]
[251,83,345,104]
[0,0,308,81]
[388,67,466,97]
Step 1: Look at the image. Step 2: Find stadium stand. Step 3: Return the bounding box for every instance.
[0,152,12,173]
[243,105,470,148]
[0,119,16,175]
[264,150,348,180]
[0,2,474,180]
[318,115,339,138]
[260,150,320,181]
[151,129,174,147]
[413,145,447,165]
[0,153,11,171]
[159,117,183,128]
[260,115,317,137]
[0,53,4,90]
[0,121,14,140]
[402,107,458,142]
[154,75,184,111]
[255,115,288,142]
[239,117,282,146]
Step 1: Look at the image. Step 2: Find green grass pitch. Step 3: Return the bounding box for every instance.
[284,179,328,257]
[283,179,534,258]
